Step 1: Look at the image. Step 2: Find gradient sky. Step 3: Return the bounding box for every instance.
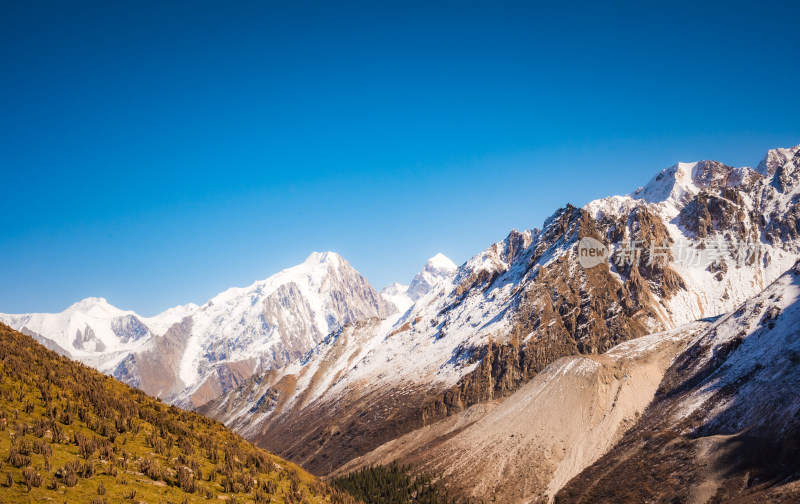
[2,0,799,316]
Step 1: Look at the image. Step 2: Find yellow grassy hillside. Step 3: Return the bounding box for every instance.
[0,323,357,504]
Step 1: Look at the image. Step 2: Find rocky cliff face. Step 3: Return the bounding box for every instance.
[557,260,800,503]
[203,144,800,476]
[335,321,709,503]
[333,263,800,503]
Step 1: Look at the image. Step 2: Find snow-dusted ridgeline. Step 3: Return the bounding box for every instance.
[0,251,427,406]
[379,253,457,313]
[202,143,800,476]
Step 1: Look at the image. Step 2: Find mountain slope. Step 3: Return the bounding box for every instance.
[557,260,800,503]
[0,322,356,504]
[333,321,709,503]
[203,144,800,476]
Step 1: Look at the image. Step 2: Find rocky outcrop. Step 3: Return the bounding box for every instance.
[756,144,799,176]
[678,189,759,240]
[111,314,151,343]
[335,322,708,503]
[692,160,734,189]
[72,324,99,350]
[557,261,800,503]
[119,316,193,400]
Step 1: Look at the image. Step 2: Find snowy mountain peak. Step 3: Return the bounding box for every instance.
[380,282,412,313]
[631,162,698,204]
[381,282,409,297]
[151,303,199,321]
[0,296,154,363]
[67,297,116,313]
[425,253,458,274]
[378,254,458,312]
[57,297,139,322]
[407,253,458,302]
[756,144,800,176]
[74,296,109,306]
[303,251,342,267]
[172,251,395,405]
[631,158,757,206]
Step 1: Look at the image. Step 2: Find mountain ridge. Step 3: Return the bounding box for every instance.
[0,251,457,410]
[202,143,800,477]
[0,251,396,408]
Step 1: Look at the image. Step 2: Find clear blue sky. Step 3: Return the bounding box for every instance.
[1,1,799,316]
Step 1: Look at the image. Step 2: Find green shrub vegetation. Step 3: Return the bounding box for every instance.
[0,323,357,503]
[331,462,456,504]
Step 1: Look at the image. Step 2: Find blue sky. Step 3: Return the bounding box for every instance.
[1,0,799,316]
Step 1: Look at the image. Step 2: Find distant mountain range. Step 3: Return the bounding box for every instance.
[1,251,454,409]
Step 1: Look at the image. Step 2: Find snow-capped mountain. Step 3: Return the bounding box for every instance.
[379,253,457,312]
[5,141,800,494]
[0,297,196,370]
[202,143,800,476]
[172,251,396,406]
[406,253,458,301]
[0,251,396,407]
[336,259,800,502]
